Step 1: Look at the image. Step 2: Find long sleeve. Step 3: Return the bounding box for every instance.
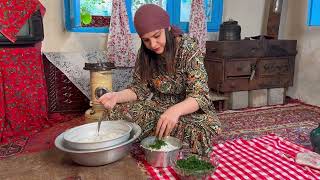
[183,38,214,113]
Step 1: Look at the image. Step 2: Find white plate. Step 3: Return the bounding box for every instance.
[63,121,132,150]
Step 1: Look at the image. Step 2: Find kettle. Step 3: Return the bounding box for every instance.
[219,20,241,41]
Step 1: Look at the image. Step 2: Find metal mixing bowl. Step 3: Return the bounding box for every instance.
[55,121,141,166]
[63,121,132,150]
[140,136,182,167]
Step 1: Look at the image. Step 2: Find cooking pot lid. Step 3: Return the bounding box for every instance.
[84,62,116,71]
[222,20,239,25]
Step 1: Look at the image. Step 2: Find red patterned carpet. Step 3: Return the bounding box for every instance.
[214,102,320,149]
[0,113,85,159]
[0,102,320,159]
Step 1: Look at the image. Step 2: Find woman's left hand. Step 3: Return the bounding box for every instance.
[155,108,180,138]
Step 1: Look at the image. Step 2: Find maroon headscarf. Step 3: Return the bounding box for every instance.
[134,4,183,37]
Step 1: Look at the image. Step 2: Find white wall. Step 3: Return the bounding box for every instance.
[40,0,265,52]
[281,0,320,106]
[39,0,320,106]
[223,0,265,39]
[40,0,108,52]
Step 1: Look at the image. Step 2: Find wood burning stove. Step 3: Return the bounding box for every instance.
[204,36,297,93]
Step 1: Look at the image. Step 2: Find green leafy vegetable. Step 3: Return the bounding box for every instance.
[176,155,214,174]
[149,139,167,150]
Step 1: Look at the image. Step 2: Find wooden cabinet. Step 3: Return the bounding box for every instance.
[204,39,297,93]
[43,55,90,113]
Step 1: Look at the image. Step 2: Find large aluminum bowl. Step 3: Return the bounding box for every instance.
[140,136,182,167]
[63,121,132,150]
[55,121,141,166]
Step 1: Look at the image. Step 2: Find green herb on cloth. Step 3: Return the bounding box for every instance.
[176,155,214,174]
[149,139,167,150]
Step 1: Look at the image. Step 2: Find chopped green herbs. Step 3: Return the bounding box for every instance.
[148,139,167,150]
[176,155,214,174]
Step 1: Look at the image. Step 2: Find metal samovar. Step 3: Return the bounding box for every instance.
[83,62,115,123]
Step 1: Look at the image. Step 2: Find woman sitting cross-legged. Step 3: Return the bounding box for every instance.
[98,4,221,156]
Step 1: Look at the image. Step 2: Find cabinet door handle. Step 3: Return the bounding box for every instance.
[250,64,257,80]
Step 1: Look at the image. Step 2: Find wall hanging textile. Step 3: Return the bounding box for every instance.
[189,0,207,54]
[0,0,45,42]
[106,0,136,67]
[0,47,49,142]
[43,51,134,99]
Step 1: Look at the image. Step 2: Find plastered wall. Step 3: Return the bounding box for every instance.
[40,0,265,52]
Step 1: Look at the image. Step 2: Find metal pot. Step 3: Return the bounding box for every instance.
[63,121,132,150]
[55,122,141,166]
[219,20,241,41]
[140,136,182,167]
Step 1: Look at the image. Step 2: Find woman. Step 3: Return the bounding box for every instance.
[98,4,221,155]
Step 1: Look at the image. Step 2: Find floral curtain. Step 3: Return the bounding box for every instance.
[189,0,207,54]
[106,0,136,67]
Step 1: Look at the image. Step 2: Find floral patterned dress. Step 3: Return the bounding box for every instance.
[109,35,221,155]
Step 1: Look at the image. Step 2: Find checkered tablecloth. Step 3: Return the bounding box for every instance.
[140,135,320,180]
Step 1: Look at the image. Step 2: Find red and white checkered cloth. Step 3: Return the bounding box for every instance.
[140,135,320,180]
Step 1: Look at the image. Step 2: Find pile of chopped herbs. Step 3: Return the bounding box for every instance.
[148,139,167,150]
[176,155,214,175]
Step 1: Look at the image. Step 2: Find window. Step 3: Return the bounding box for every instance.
[307,0,320,26]
[64,0,223,33]
[64,0,113,32]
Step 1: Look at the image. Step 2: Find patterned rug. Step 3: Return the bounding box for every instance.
[214,102,320,149]
[0,113,84,159]
[0,102,319,159]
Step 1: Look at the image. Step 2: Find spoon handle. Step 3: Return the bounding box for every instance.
[97,111,106,134]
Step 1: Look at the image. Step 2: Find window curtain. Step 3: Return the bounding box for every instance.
[106,0,136,67]
[189,0,207,54]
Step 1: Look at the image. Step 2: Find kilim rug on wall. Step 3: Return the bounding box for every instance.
[0,101,319,159]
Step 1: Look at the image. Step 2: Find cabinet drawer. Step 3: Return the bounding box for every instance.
[225,59,256,78]
[258,58,290,76]
[206,41,264,58]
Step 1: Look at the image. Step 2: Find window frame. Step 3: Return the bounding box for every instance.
[64,0,223,33]
[169,0,223,33]
[307,0,320,26]
[64,0,115,32]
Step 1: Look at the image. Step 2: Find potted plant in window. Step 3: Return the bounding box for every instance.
[80,0,105,25]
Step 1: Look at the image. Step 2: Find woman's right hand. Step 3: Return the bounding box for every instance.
[97,92,118,110]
